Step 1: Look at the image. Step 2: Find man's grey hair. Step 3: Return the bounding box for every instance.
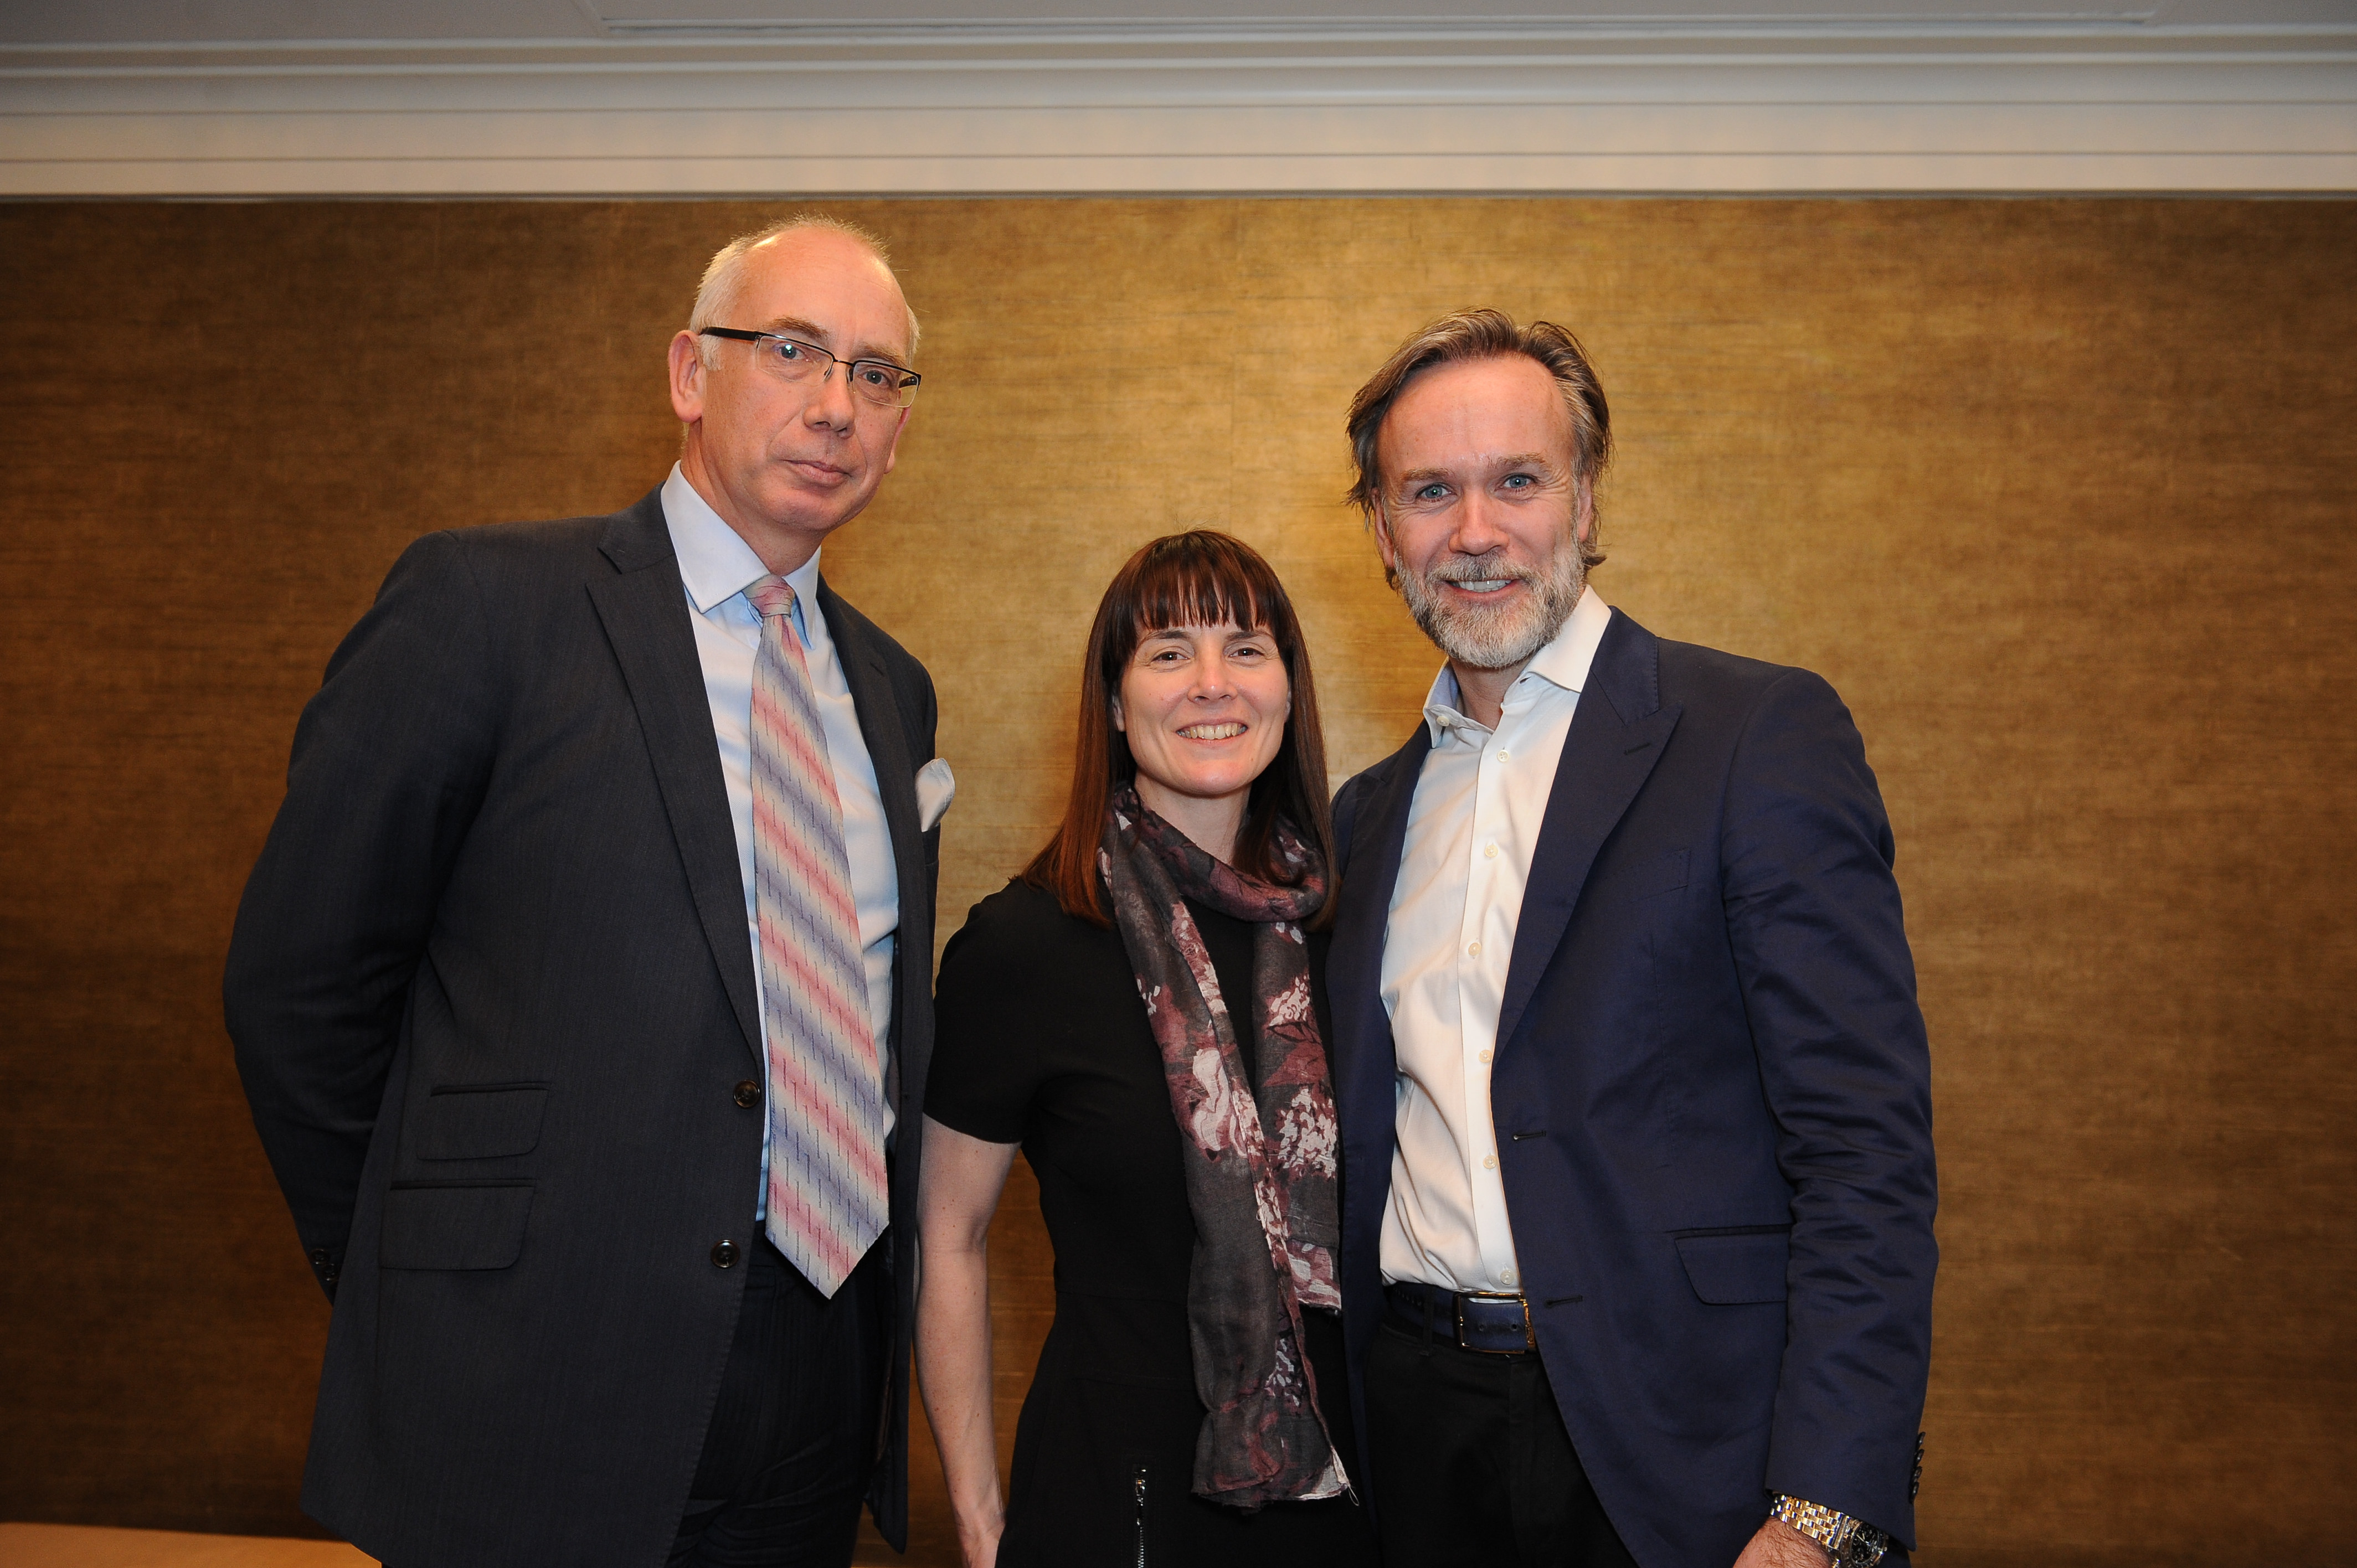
[687,214,921,370]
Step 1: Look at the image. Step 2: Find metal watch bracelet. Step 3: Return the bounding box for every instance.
[1769,1494,1891,1567]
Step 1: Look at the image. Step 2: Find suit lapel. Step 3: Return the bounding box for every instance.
[817,579,921,912]
[1328,726,1430,1180]
[817,579,924,1126]
[1494,609,1682,1054]
[586,493,763,1058]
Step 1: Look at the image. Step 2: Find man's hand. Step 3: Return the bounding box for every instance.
[1733,1515,1833,1568]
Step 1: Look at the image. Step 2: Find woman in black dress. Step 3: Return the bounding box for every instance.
[916,532,1376,1568]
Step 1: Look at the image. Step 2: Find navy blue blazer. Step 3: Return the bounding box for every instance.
[1329,607,1936,1567]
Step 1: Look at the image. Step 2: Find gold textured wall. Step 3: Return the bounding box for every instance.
[2,198,2351,1565]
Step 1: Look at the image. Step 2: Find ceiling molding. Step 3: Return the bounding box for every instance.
[4,23,2351,195]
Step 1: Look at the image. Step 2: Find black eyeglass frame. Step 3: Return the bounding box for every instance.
[696,327,922,408]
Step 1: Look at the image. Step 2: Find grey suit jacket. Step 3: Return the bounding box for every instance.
[225,487,939,1567]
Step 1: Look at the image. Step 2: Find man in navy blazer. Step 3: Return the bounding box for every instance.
[225,218,943,1567]
[1326,309,1936,1568]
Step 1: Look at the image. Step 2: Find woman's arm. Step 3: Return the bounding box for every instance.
[916,1115,1022,1568]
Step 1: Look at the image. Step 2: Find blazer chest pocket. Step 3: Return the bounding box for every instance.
[380,1180,534,1271]
[1630,847,1689,901]
[414,1082,549,1160]
[1672,1227,1789,1304]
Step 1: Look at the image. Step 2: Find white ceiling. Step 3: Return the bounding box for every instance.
[4,0,2352,44]
[2,0,2349,193]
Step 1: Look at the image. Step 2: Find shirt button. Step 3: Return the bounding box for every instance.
[1484,1155,1499,1170]
[1466,941,1481,957]
[1497,750,1510,762]
[1501,1270,1516,1286]
[1484,842,1500,859]
[1479,1049,1493,1064]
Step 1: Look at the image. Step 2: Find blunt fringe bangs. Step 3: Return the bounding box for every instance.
[1025,531,1337,929]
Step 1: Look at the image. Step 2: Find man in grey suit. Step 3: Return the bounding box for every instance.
[226,216,945,1567]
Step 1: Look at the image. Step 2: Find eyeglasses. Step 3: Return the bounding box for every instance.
[698,328,922,409]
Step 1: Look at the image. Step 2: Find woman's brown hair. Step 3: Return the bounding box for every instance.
[1023,530,1337,929]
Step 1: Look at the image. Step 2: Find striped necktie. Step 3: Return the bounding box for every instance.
[745,575,888,1298]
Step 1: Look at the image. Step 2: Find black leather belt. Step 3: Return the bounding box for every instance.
[1385,1280,1536,1355]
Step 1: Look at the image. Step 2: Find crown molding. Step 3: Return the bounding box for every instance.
[3,22,2351,195]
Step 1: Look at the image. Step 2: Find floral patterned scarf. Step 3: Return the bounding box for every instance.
[1098,783,1347,1508]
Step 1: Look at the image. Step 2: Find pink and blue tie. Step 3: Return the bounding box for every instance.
[747,575,888,1299]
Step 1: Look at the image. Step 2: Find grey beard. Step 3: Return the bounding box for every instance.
[1398,545,1586,672]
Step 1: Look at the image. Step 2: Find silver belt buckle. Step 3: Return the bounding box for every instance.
[1455,1290,1535,1354]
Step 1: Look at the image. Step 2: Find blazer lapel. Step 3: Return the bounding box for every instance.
[1494,608,1682,1054]
[817,579,923,921]
[586,492,763,1058]
[1328,727,1430,1178]
[817,579,924,1126]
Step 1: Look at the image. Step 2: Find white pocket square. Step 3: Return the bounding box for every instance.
[915,757,955,833]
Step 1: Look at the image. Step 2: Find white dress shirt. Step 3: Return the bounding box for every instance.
[661,466,902,1212]
[1379,586,1614,1294]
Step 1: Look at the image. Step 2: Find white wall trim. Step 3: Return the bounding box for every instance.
[4,23,2352,195]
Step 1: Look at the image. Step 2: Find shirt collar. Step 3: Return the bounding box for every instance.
[661,462,824,616]
[1420,585,1614,746]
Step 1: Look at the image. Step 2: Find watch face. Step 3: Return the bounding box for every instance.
[1836,1529,1889,1566]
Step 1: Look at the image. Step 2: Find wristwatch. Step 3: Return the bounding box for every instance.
[1768,1494,1890,1567]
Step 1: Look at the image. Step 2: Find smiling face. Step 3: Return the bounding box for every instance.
[668,227,914,567]
[1113,620,1292,848]
[1372,353,1592,671]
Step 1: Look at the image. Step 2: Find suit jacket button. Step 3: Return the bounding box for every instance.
[308,1247,331,1268]
[733,1080,761,1109]
[711,1240,739,1269]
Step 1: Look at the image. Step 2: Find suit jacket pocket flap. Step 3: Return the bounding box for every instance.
[1637,847,1689,899]
[416,1083,549,1160]
[380,1182,534,1271]
[1674,1231,1789,1304]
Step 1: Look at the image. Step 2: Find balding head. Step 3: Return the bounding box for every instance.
[666,215,921,574]
[689,215,919,371]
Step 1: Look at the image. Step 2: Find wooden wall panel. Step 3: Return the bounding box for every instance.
[1,198,2350,1564]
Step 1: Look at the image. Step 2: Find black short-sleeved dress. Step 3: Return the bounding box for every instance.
[927,878,1376,1567]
